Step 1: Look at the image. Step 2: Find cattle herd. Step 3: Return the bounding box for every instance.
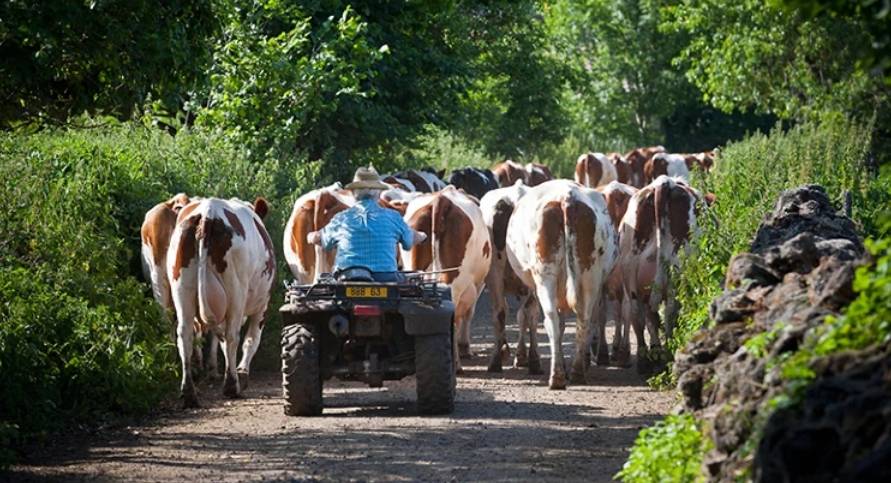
[141,145,716,405]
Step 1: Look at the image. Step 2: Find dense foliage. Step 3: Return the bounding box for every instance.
[668,119,884,357]
[0,123,312,466]
[616,414,710,482]
[0,0,218,128]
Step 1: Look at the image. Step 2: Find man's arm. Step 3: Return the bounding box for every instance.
[396,215,425,250]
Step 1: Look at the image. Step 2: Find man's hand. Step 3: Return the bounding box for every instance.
[307,231,322,245]
[413,230,428,244]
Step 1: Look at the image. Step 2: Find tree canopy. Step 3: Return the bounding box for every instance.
[1,0,888,174]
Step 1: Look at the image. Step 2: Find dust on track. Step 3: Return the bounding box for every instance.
[11,293,673,482]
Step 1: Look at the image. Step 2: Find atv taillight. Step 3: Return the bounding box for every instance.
[353,305,382,317]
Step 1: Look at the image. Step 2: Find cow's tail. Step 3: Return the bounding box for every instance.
[430,195,445,273]
[652,178,673,304]
[197,214,229,328]
[562,194,580,310]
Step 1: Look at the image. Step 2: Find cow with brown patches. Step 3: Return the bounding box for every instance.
[401,187,491,373]
[492,160,527,187]
[525,162,554,186]
[141,193,222,375]
[679,150,717,173]
[644,153,690,184]
[479,181,542,374]
[506,180,618,389]
[575,152,618,188]
[617,176,702,372]
[141,193,191,312]
[388,169,447,193]
[607,152,631,184]
[624,145,666,188]
[167,197,275,407]
[283,184,355,283]
[595,182,639,366]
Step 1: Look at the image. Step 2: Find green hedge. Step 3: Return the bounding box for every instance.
[669,119,885,356]
[0,122,315,467]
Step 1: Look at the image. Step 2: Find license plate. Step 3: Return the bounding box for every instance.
[346,286,388,298]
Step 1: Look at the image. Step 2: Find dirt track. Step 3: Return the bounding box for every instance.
[12,294,672,482]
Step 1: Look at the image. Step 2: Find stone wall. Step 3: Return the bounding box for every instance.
[672,185,889,481]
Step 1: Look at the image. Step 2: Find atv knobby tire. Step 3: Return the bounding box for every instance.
[282,323,322,416]
[414,332,456,415]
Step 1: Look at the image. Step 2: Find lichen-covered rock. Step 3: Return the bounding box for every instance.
[673,185,869,481]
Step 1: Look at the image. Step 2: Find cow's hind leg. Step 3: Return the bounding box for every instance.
[221,309,244,398]
[537,283,566,390]
[205,332,220,379]
[487,290,510,373]
[520,295,542,375]
[236,313,265,391]
[176,306,199,408]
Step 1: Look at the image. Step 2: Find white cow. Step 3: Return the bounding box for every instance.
[168,197,275,407]
[506,180,618,389]
[283,184,354,283]
[479,181,542,374]
[401,186,491,372]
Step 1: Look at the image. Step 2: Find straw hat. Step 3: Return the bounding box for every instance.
[345,165,391,190]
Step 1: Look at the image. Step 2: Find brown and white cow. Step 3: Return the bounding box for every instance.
[387,169,447,193]
[283,184,355,283]
[492,160,554,187]
[607,152,632,185]
[400,186,491,372]
[624,145,666,188]
[617,176,702,371]
[595,182,638,366]
[525,162,554,186]
[506,180,618,389]
[141,193,222,374]
[168,197,275,407]
[492,160,527,187]
[679,151,716,173]
[575,152,618,188]
[141,193,191,313]
[644,153,690,184]
[479,181,542,374]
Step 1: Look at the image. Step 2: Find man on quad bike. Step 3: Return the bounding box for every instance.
[307,165,426,278]
[284,165,455,417]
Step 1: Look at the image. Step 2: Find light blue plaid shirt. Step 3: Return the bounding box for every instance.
[320,198,415,272]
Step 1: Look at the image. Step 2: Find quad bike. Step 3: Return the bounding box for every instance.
[279,267,456,416]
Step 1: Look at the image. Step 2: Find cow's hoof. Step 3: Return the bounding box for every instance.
[612,350,632,368]
[549,373,567,390]
[514,346,528,368]
[570,367,587,385]
[487,353,503,373]
[527,355,543,375]
[223,373,240,398]
[181,390,200,409]
[458,343,473,360]
[237,370,249,391]
[500,345,512,366]
[596,351,610,367]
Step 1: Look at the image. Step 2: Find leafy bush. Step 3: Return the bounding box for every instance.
[0,121,315,465]
[616,414,710,482]
[671,119,881,353]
